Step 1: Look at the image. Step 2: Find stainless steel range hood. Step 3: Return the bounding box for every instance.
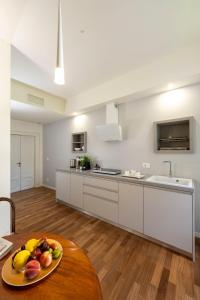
[96,103,122,141]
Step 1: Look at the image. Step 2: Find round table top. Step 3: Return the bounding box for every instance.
[0,232,102,300]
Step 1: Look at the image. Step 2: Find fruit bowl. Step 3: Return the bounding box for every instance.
[1,238,63,287]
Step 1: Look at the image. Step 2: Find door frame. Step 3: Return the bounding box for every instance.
[11,131,42,188]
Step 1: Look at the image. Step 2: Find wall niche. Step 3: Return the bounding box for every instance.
[72,132,87,153]
[154,116,194,153]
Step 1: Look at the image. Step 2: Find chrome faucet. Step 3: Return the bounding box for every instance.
[163,160,172,177]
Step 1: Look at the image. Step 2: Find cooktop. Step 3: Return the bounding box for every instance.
[92,168,121,175]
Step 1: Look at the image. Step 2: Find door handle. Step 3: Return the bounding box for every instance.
[17,162,21,167]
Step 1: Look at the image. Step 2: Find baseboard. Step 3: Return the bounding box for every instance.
[42,184,56,190]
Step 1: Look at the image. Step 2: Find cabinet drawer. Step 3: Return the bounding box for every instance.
[83,194,118,223]
[84,176,118,191]
[83,185,118,202]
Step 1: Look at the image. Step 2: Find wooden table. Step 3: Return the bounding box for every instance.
[0,232,102,300]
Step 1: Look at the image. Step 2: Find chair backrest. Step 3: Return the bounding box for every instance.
[0,198,15,237]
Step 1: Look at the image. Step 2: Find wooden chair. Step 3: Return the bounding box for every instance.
[0,198,15,237]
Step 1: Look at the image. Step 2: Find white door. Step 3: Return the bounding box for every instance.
[11,135,35,192]
[21,136,35,190]
[11,135,21,193]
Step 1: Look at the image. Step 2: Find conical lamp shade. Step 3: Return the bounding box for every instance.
[55,67,65,85]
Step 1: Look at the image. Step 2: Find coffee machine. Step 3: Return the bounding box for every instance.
[75,156,81,169]
[69,159,76,168]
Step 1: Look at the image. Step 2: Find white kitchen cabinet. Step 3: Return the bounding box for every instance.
[144,186,193,254]
[69,173,83,208]
[84,176,118,191]
[56,171,70,202]
[83,176,118,222]
[119,183,143,233]
[83,194,118,223]
[83,185,118,202]
[55,170,194,258]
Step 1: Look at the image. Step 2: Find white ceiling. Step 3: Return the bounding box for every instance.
[3,1,200,98]
[0,0,27,41]
[11,100,65,124]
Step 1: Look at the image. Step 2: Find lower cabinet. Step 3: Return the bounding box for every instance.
[119,183,143,233]
[83,194,118,223]
[56,171,70,202]
[56,171,194,257]
[144,186,193,253]
[56,172,83,209]
[69,173,83,208]
[83,176,118,222]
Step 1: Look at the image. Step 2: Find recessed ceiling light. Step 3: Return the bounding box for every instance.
[80,30,85,34]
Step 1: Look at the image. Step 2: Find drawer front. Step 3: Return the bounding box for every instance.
[84,176,118,191]
[83,185,118,202]
[83,194,118,223]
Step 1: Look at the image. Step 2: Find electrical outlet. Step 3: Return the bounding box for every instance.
[142,162,151,169]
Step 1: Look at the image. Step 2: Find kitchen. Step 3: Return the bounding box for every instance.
[52,97,196,261]
[1,1,200,299]
[9,76,200,300]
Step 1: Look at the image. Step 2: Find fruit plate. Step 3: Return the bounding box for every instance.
[1,239,63,287]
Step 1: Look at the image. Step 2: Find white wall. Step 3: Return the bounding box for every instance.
[11,119,43,186]
[0,39,10,197]
[66,42,200,115]
[43,83,200,233]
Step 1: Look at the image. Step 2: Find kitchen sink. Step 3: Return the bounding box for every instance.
[146,175,193,188]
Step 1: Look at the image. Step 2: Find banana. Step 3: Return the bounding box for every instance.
[13,250,30,271]
[25,239,39,252]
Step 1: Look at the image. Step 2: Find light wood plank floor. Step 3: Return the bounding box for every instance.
[12,187,200,300]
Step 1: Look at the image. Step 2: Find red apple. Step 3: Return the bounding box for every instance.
[25,268,40,280]
[40,251,52,268]
[25,260,41,280]
[26,260,40,270]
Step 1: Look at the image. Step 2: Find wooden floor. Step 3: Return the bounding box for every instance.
[12,187,200,300]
